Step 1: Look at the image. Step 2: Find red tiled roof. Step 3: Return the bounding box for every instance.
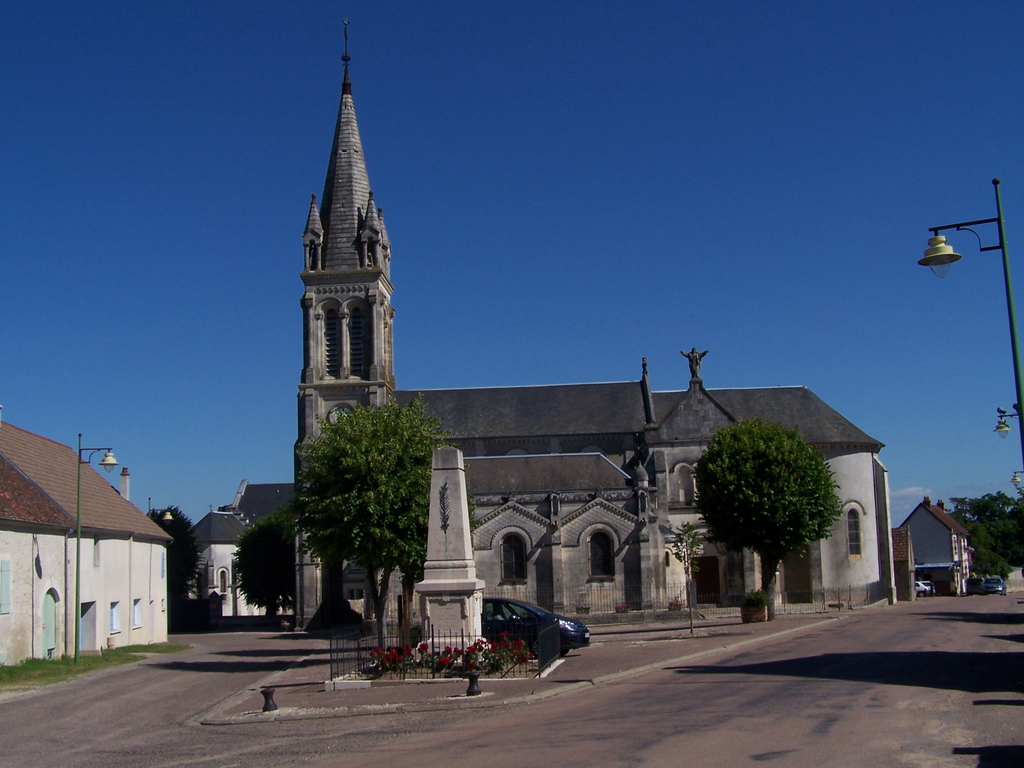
[0,423,169,540]
[0,452,75,528]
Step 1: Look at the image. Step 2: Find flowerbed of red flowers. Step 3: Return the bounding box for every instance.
[368,634,532,679]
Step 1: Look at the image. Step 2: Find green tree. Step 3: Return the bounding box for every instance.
[234,511,295,616]
[669,521,703,634]
[950,492,1024,578]
[149,506,202,601]
[695,419,842,619]
[293,397,446,644]
[669,521,703,576]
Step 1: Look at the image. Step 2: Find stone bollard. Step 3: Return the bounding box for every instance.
[261,687,278,712]
[465,671,481,697]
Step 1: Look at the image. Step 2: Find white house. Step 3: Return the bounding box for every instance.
[903,496,971,596]
[194,480,293,617]
[0,422,170,664]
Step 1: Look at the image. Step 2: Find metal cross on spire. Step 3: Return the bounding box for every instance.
[342,17,351,67]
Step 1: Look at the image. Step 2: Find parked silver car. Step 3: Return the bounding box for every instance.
[981,577,1007,595]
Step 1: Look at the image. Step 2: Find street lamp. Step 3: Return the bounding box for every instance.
[919,178,1024,470]
[994,406,1019,437]
[75,435,117,662]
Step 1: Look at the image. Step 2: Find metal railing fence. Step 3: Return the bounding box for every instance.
[329,625,538,681]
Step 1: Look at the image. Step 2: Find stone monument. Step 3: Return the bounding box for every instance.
[415,446,485,640]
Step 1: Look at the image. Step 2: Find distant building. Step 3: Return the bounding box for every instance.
[293,58,896,628]
[194,480,292,616]
[903,497,971,596]
[891,525,916,601]
[0,422,169,664]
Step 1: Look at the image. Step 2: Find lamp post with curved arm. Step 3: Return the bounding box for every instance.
[919,178,1024,471]
[75,435,117,662]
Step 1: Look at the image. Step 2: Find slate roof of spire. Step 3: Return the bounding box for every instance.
[320,65,372,270]
[304,194,323,236]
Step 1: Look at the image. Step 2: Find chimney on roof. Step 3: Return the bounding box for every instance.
[120,467,130,501]
[923,496,931,506]
[937,499,945,510]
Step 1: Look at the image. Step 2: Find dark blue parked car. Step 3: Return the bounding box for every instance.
[482,597,590,656]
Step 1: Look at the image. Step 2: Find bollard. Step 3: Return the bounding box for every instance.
[465,672,481,697]
[261,687,278,712]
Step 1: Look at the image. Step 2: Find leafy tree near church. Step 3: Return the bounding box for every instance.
[292,397,447,645]
[234,511,295,616]
[695,419,842,619]
[949,492,1024,578]
[149,506,202,601]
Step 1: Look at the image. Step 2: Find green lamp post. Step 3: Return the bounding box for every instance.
[75,435,118,662]
[919,179,1024,470]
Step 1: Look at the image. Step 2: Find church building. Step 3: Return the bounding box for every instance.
[294,55,895,628]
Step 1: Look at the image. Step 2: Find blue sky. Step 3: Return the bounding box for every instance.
[3,2,1024,524]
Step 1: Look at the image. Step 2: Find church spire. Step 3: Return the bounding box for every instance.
[319,21,375,271]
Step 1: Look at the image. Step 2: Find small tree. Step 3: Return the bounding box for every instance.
[669,521,702,634]
[669,521,703,580]
[293,397,446,645]
[695,419,842,619]
[149,506,202,601]
[234,511,295,616]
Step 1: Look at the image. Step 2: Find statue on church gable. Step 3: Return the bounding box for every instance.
[682,347,709,380]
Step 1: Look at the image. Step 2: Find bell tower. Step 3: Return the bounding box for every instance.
[295,32,396,628]
[297,38,395,452]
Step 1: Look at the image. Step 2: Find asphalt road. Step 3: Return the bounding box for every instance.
[0,597,1020,768]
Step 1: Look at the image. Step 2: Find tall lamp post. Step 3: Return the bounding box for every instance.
[75,435,117,662]
[918,178,1024,471]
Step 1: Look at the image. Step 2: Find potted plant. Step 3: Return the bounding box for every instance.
[740,590,769,623]
[614,603,630,614]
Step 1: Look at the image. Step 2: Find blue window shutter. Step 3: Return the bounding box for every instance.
[0,560,11,614]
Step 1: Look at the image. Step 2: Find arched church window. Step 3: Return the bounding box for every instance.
[676,464,695,505]
[324,309,341,378]
[218,568,228,594]
[500,535,527,581]
[847,510,862,556]
[348,307,368,378]
[589,532,614,579]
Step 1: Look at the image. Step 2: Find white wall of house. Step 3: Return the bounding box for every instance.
[0,527,70,666]
[907,512,955,563]
[68,533,168,655]
[201,542,260,616]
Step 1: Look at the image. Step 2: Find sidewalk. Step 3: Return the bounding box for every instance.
[199,613,842,725]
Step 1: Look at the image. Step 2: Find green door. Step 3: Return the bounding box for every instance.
[42,591,57,659]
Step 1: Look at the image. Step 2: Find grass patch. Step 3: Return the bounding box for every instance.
[0,644,189,688]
